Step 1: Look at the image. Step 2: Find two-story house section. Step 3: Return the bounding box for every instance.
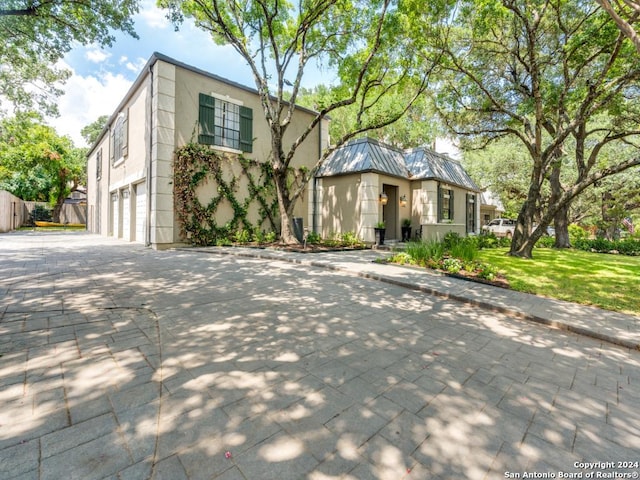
[86,52,329,249]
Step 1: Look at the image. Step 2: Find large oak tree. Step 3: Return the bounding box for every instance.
[435,0,640,257]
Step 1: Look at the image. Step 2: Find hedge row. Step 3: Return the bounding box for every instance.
[573,238,640,256]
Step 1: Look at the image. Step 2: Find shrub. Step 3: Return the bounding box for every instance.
[443,231,462,249]
[442,257,462,273]
[568,224,588,244]
[30,205,52,222]
[305,231,321,244]
[572,237,640,255]
[340,231,360,247]
[389,252,414,265]
[477,232,509,249]
[476,263,498,281]
[536,235,555,248]
[234,228,251,244]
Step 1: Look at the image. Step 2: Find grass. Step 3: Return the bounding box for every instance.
[478,248,640,315]
[18,226,86,231]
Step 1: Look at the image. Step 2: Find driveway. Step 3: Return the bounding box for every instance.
[1,232,639,480]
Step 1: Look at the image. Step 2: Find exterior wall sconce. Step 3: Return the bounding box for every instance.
[399,194,407,207]
[379,192,388,205]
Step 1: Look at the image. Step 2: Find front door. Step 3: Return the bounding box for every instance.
[382,184,398,240]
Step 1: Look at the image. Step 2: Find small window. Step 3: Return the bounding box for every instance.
[438,185,454,222]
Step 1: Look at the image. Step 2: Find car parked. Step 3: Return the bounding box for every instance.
[481,218,517,238]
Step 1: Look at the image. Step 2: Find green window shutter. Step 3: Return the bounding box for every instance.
[449,189,454,220]
[239,106,253,152]
[437,184,443,222]
[198,93,216,145]
[122,108,129,157]
[110,128,115,165]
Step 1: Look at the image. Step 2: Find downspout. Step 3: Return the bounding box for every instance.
[145,63,154,247]
[107,126,112,236]
[313,118,321,233]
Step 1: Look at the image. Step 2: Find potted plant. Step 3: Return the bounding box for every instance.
[374,221,386,246]
[401,218,412,242]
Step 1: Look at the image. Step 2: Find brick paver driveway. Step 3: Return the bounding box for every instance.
[1,232,639,480]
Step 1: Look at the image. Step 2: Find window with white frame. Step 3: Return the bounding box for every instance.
[110,111,128,165]
[198,93,253,152]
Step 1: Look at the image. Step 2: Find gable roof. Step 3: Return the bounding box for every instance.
[317,138,480,192]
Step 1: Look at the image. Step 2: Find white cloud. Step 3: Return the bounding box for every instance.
[125,57,147,75]
[47,61,133,147]
[137,2,170,29]
[85,49,111,63]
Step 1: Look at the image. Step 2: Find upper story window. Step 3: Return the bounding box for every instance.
[96,148,102,180]
[438,184,454,222]
[110,110,128,165]
[198,93,253,153]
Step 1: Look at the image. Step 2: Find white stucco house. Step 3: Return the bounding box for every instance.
[86,52,329,249]
[316,138,482,242]
[86,53,480,248]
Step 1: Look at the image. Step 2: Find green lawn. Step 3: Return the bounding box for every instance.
[477,248,640,315]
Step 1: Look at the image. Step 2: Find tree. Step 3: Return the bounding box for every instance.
[297,86,444,149]
[461,137,534,219]
[0,112,86,221]
[160,0,444,243]
[575,167,640,238]
[435,0,640,257]
[81,115,109,146]
[596,0,640,54]
[0,0,139,116]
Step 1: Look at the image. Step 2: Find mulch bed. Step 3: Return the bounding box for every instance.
[232,242,371,254]
[444,271,511,289]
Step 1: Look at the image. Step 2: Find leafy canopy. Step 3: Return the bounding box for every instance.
[0,0,139,116]
[0,112,86,206]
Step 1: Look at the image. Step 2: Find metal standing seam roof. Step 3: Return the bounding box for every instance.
[405,147,480,191]
[317,138,409,178]
[318,138,480,192]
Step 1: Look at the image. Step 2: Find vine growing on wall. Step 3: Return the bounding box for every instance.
[174,143,280,246]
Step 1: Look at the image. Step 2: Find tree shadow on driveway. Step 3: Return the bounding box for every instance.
[1,232,639,480]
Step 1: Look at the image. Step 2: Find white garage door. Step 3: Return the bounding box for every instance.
[111,193,119,237]
[135,182,146,244]
[122,189,131,241]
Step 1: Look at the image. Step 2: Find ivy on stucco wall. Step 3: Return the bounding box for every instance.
[173,143,280,246]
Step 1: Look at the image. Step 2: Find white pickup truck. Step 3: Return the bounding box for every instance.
[481,218,516,238]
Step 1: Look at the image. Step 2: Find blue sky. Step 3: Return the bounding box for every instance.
[50,1,336,146]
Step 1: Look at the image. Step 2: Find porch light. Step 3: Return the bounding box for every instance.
[399,194,407,207]
[379,192,388,205]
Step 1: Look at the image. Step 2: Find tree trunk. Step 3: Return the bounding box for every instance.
[553,203,571,248]
[548,154,572,248]
[51,197,64,223]
[509,169,543,257]
[273,167,298,244]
